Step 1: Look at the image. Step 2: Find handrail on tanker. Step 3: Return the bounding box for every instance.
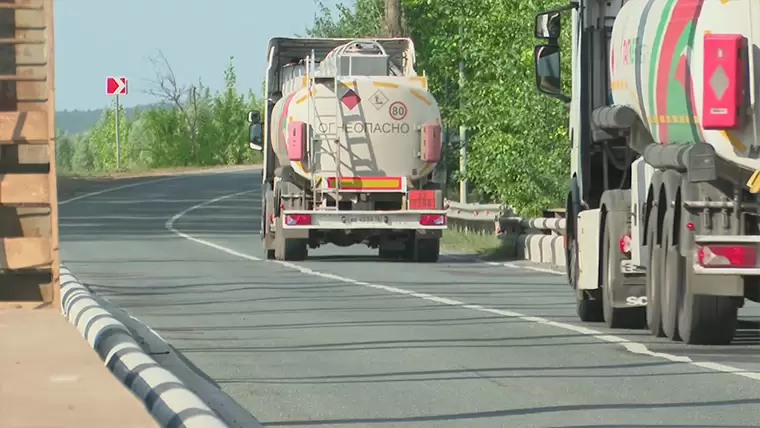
[332,39,389,57]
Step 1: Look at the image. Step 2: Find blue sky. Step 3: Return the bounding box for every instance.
[54,0,340,111]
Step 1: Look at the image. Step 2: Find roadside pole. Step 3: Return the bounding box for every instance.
[105,76,127,170]
[458,25,467,204]
[115,94,120,169]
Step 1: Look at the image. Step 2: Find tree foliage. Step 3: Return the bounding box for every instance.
[308,0,572,215]
[56,58,262,175]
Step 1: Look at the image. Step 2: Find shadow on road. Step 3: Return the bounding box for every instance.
[255,398,760,426]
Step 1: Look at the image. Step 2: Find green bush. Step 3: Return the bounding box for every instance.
[58,58,262,175]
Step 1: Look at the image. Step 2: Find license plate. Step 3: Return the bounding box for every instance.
[340,214,390,224]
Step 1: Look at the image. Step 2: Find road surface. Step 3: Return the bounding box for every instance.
[60,168,760,427]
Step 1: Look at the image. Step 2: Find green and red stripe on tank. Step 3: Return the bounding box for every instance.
[276,91,299,159]
[646,0,706,143]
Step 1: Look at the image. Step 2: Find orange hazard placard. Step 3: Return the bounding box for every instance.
[408,190,437,209]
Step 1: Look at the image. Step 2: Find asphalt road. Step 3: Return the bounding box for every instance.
[59,168,760,428]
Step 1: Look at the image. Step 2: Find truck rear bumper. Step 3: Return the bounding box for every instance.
[280,209,447,230]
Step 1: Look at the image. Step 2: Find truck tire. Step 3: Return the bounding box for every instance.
[283,238,308,261]
[273,215,308,262]
[403,236,440,263]
[415,238,440,263]
[576,295,603,322]
[678,289,737,345]
[263,189,275,260]
[601,198,645,328]
[661,209,682,341]
[645,203,665,337]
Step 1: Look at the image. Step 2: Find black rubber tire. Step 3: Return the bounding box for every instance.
[415,238,440,263]
[576,294,603,322]
[660,212,682,341]
[601,209,645,329]
[283,238,308,261]
[645,205,665,337]
[678,290,738,345]
[263,190,275,260]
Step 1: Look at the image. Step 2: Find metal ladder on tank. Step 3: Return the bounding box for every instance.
[306,50,343,210]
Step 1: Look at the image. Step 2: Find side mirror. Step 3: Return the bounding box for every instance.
[248,123,263,151]
[535,11,561,39]
[533,44,569,103]
[247,110,260,123]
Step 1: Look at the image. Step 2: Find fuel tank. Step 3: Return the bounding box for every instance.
[269,75,442,182]
[609,0,760,172]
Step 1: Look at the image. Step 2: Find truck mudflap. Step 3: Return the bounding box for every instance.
[279,209,447,230]
[692,235,760,276]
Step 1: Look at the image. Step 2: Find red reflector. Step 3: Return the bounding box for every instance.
[618,233,632,255]
[408,190,437,209]
[419,214,445,226]
[284,214,311,226]
[696,244,756,268]
[340,89,361,110]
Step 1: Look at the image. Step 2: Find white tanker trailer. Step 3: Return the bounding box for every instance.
[532,0,760,345]
[247,37,447,262]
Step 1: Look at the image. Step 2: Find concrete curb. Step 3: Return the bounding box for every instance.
[60,265,229,428]
[517,233,566,267]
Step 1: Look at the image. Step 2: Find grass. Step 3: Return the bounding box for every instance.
[441,228,517,260]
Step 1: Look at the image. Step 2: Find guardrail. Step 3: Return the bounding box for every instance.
[445,200,568,267]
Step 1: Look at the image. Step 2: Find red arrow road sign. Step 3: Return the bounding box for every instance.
[106,76,128,95]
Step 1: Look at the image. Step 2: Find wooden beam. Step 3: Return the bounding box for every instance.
[0,173,49,203]
[0,111,49,143]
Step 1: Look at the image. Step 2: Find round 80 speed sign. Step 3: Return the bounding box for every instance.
[389,101,407,120]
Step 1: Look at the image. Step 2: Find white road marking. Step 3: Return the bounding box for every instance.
[163,190,760,383]
[488,261,565,275]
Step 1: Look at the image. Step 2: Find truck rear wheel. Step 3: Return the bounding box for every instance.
[273,216,308,262]
[645,205,665,337]
[661,214,682,341]
[678,291,737,345]
[415,238,440,263]
[263,189,275,260]
[403,236,440,263]
[283,238,308,261]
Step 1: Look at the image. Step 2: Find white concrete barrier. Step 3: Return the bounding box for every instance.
[60,265,229,428]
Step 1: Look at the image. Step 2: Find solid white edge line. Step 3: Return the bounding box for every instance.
[163,190,760,383]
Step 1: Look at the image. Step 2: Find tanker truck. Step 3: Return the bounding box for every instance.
[247,38,447,262]
[532,0,760,345]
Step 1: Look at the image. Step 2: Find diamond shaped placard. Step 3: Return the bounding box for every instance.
[709,65,729,100]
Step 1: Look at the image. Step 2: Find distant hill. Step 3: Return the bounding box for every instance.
[55,102,170,135]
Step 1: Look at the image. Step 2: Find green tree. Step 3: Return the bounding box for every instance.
[307,0,572,215]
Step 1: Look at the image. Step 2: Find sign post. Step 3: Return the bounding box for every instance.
[106,76,128,169]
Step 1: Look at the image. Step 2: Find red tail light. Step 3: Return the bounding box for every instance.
[696,244,756,268]
[284,214,311,226]
[618,233,632,256]
[419,214,445,226]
